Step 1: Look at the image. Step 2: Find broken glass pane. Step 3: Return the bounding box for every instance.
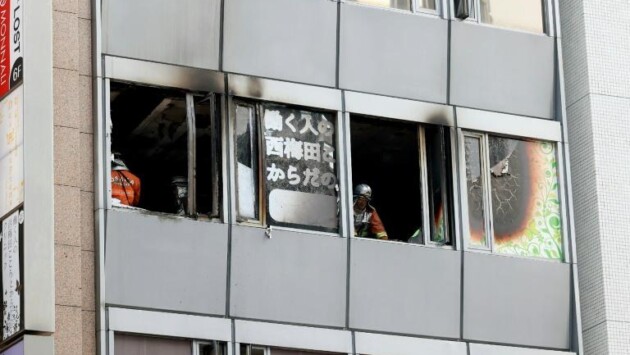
[235,104,258,220]
[464,136,487,248]
[262,104,338,232]
[489,136,562,260]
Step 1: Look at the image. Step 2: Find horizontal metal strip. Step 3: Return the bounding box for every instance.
[457,107,562,142]
[104,56,225,93]
[355,332,467,355]
[108,308,232,341]
[344,91,454,126]
[228,74,342,112]
[234,320,352,353]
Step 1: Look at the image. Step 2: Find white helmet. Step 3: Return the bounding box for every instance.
[111,153,128,171]
[353,184,372,201]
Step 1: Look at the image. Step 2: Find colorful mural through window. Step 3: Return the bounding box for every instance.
[464,134,563,260]
[489,137,562,260]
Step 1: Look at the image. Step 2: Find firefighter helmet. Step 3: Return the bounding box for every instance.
[111,153,128,171]
[353,184,372,201]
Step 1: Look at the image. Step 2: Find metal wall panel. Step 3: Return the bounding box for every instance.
[450,22,556,119]
[469,343,576,355]
[463,253,571,349]
[103,0,220,69]
[105,210,228,315]
[23,0,54,333]
[223,0,337,87]
[339,5,448,103]
[230,226,347,327]
[349,239,461,338]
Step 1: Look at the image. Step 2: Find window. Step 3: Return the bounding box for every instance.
[350,115,453,245]
[198,341,228,355]
[114,334,228,355]
[348,0,437,12]
[233,101,339,233]
[115,334,192,355]
[240,345,344,355]
[462,132,563,260]
[110,82,222,219]
[455,0,546,33]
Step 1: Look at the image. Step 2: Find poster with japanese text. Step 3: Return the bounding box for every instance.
[0,87,23,219]
[1,208,22,339]
[262,105,339,232]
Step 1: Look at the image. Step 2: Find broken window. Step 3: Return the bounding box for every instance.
[462,132,563,260]
[233,100,339,233]
[350,115,453,245]
[110,82,221,219]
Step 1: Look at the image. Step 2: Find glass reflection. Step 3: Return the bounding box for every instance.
[418,0,436,10]
[480,0,544,33]
[348,0,411,11]
[235,104,259,220]
[489,136,562,260]
[464,136,487,248]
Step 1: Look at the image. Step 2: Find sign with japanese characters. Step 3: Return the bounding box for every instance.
[0,86,23,219]
[0,0,23,100]
[262,105,338,231]
[1,208,22,339]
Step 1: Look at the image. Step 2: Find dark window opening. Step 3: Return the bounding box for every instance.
[110,81,221,218]
[350,115,453,244]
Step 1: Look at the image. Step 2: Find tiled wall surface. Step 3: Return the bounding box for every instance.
[561,0,630,354]
[52,0,95,353]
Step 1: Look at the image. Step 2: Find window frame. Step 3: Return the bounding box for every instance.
[106,79,223,221]
[450,0,554,36]
[230,97,343,235]
[348,113,456,248]
[343,0,445,18]
[459,129,565,260]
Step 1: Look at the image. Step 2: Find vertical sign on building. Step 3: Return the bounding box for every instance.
[0,87,23,218]
[1,209,22,339]
[0,0,23,99]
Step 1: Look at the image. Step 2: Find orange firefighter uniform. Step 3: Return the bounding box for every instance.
[111,170,141,206]
[354,206,388,240]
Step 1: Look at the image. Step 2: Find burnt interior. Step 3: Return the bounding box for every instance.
[350,115,423,242]
[110,82,219,216]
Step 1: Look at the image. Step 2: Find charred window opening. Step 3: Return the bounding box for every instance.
[233,100,339,233]
[350,115,453,245]
[110,81,221,218]
[462,132,563,260]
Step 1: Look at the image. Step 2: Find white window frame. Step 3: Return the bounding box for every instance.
[450,0,554,36]
[342,0,445,18]
[459,130,565,260]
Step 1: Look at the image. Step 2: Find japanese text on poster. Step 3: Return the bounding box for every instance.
[263,106,338,230]
[2,209,22,339]
[0,87,23,219]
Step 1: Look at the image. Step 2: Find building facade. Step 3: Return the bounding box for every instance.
[1,0,626,354]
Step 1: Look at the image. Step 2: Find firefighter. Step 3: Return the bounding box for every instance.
[111,153,141,207]
[353,184,388,240]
